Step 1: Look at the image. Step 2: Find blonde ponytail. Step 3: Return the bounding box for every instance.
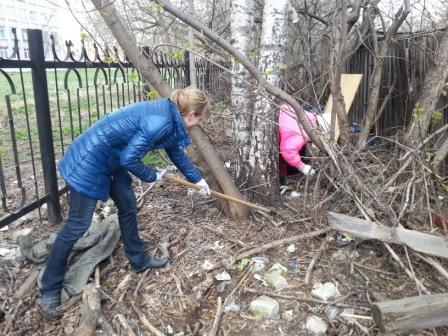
[170,88,210,119]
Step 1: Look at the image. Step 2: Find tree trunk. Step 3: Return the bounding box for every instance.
[156,0,326,154]
[188,0,197,88]
[90,0,248,219]
[406,30,448,143]
[246,0,289,203]
[433,135,448,171]
[358,1,410,148]
[328,0,349,144]
[230,0,256,191]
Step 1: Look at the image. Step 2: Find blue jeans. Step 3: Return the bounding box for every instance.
[40,176,151,304]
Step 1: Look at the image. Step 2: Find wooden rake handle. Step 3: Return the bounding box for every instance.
[164,173,274,214]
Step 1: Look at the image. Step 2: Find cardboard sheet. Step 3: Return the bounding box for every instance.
[322,74,363,141]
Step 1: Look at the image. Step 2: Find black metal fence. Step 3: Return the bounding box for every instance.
[0,28,229,228]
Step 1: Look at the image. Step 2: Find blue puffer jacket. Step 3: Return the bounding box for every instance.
[59,98,202,201]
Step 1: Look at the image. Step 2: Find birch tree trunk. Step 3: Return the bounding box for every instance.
[90,0,248,219]
[230,0,256,194]
[157,0,326,154]
[248,0,289,203]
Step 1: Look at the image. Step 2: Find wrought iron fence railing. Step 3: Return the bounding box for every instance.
[0,28,230,228]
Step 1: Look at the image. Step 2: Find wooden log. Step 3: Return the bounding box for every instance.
[14,268,39,299]
[372,294,448,333]
[72,283,102,336]
[327,212,448,259]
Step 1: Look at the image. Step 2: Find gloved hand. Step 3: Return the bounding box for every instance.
[195,178,211,196]
[155,168,167,181]
[298,164,315,176]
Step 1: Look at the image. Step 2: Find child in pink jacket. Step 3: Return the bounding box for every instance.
[279,103,320,185]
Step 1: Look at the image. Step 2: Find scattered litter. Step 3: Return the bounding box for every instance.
[311,282,340,301]
[252,256,268,271]
[224,161,231,168]
[165,324,174,334]
[336,232,354,246]
[340,308,355,324]
[287,244,296,253]
[269,262,288,274]
[215,271,231,281]
[349,250,360,259]
[166,164,177,172]
[253,273,268,286]
[201,260,214,271]
[324,306,339,321]
[288,191,302,198]
[103,205,112,215]
[0,247,12,257]
[283,309,294,321]
[174,332,185,336]
[287,261,300,274]
[265,271,288,290]
[216,282,226,293]
[224,301,240,313]
[0,226,9,232]
[249,295,279,319]
[305,315,328,335]
[237,258,251,271]
[213,240,225,249]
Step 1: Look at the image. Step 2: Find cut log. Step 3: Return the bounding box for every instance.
[14,268,39,299]
[372,294,448,333]
[71,283,101,336]
[327,212,448,259]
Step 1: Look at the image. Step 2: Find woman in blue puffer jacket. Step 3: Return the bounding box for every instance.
[40,88,211,318]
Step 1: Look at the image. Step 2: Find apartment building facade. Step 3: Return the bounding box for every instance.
[0,0,69,59]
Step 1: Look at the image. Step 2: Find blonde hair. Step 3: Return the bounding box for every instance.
[170,88,210,119]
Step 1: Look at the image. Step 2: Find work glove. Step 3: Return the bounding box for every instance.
[195,178,211,196]
[155,168,167,181]
[298,164,315,176]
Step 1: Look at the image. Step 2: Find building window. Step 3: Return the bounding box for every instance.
[30,11,37,22]
[0,27,5,39]
[23,47,29,59]
[22,29,28,41]
[0,47,8,58]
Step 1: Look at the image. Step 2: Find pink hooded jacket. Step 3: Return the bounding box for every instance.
[279,103,317,169]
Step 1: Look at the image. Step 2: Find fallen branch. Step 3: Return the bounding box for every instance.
[237,228,330,261]
[209,297,223,336]
[414,252,448,283]
[304,237,332,288]
[202,225,248,247]
[131,301,166,336]
[115,313,137,336]
[14,268,40,299]
[327,212,448,259]
[372,294,448,333]
[72,283,102,336]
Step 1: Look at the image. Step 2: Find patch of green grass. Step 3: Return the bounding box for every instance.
[0,67,146,165]
[143,150,165,167]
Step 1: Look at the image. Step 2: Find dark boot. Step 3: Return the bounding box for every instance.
[135,255,169,273]
[279,176,288,187]
[39,296,62,320]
